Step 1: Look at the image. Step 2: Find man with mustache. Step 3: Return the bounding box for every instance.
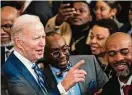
[43,32,108,95]
[101,32,132,95]
[1,6,19,65]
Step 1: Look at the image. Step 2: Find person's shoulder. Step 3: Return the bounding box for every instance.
[70,55,95,61]
[2,53,19,75]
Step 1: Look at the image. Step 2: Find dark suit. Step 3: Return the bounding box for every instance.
[22,1,53,26]
[101,76,132,95]
[44,55,108,95]
[2,52,60,95]
[1,47,5,66]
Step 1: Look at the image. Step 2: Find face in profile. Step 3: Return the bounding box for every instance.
[94,1,116,20]
[106,38,132,78]
[19,23,45,62]
[69,2,91,26]
[89,25,110,55]
[45,34,70,69]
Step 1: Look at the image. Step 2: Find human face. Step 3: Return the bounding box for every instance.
[1,13,16,46]
[94,1,115,20]
[46,35,70,69]
[106,39,132,78]
[69,2,91,26]
[19,23,45,63]
[89,25,110,55]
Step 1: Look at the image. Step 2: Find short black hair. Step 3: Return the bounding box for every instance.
[93,18,118,35]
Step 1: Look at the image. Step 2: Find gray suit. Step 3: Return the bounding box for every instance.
[44,55,108,95]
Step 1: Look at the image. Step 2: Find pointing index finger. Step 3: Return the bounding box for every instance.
[73,60,85,69]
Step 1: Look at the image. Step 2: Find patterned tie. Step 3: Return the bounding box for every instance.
[123,85,131,95]
[32,63,48,94]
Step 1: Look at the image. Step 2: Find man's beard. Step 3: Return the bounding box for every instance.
[1,41,13,47]
[111,60,132,78]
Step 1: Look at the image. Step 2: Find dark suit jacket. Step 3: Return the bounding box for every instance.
[1,47,5,66]
[2,52,60,95]
[101,76,132,95]
[44,55,108,95]
[22,1,53,26]
[119,22,131,33]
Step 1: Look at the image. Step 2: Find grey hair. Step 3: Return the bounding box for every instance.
[11,14,42,41]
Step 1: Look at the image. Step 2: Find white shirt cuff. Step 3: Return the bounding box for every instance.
[57,82,68,95]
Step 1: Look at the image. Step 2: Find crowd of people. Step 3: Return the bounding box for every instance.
[1,1,132,95]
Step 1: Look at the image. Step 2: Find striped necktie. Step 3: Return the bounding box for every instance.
[32,63,48,94]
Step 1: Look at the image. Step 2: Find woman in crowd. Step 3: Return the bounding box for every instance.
[89,18,118,79]
[94,1,123,28]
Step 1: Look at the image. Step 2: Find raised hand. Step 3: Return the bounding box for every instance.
[61,60,87,92]
[56,3,76,25]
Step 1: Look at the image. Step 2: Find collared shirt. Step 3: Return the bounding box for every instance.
[14,50,66,94]
[22,0,33,13]
[14,50,38,82]
[5,46,14,61]
[118,75,132,95]
[49,64,81,95]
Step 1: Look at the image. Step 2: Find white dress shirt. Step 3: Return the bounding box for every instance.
[14,50,66,95]
[118,75,132,95]
[22,0,32,13]
[14,50,38,82]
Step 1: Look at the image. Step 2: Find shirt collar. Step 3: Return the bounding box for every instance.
[23,0,33,12]
[118,75,132,88]
[14,50,33,70]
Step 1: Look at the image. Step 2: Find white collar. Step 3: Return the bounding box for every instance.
[14,50,33,70]
[118,75,132,88]
[23,0,33,12]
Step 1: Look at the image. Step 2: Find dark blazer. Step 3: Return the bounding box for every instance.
[44,55,108,95]
[2,52,60,95]
[101,76,132,95]
[22,1,53,26]
[1,47,5,66]
[119,22,131,34]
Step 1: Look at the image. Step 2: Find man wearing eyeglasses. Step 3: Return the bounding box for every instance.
[1,6,19,65]
[42,32,108,95]
[101,32,132,95]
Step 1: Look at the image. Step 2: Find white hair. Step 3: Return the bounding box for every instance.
[11,14,43,41]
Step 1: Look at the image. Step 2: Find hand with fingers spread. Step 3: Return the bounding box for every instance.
[56,3,76,25]
[61,60,87,92]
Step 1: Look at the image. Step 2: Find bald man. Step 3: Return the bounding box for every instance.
[1,6,19,65]
[101,32,132,95]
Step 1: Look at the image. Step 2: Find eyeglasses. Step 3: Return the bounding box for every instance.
[107,48,130,57]
[50,45,70,58]
[1,24,13,32]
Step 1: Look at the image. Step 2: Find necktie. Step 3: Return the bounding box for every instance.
[56,63,72,78]
[123,85,131,95]
[32,63,48,94]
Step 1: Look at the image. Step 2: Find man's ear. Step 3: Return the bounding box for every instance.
[14,37,24,50]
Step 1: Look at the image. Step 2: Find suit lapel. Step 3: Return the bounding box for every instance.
[43,64,57,90]
[129,81,132,95]
[10,53,43,94]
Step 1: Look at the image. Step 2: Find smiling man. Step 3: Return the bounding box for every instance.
[101,32,132,95]
[43,32,108,95]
